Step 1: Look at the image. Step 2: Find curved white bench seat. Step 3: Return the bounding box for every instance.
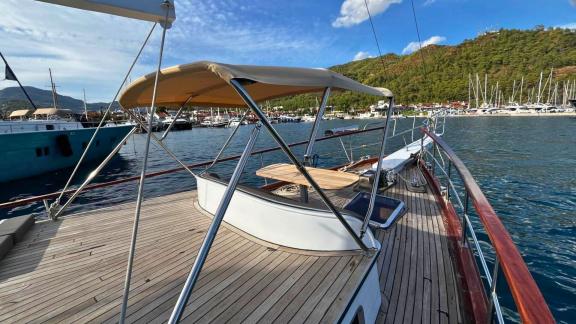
[195,175,379,252]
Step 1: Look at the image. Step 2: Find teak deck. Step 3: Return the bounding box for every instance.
[0,165,463,323]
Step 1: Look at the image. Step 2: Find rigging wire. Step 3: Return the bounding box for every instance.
[363,0,387,70]
[409,0,429,76]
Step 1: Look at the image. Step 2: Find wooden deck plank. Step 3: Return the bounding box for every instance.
[0,163,464,324]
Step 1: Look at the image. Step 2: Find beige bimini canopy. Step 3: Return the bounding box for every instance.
[9,109,31,118]
[33,108,59,115]
[119,61,392,108]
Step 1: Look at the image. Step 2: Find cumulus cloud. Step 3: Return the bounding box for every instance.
[557,22,576,30]
[353,51,374,61]
[0,0,328,101]
[332,0,402,28]
[402,35,446,54]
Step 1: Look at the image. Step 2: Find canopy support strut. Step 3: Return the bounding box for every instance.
[160,94,194,141]
[300,87,330,202]
[52,22,157,212]
[229,79,370,252]
[361,97,394,238]
[168,124,261,324]
[123,108,196,177]
[50,127,137,220]
[204,108,251,172]
[119,2,170,322]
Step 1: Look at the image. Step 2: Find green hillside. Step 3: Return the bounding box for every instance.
[276,27,576,111]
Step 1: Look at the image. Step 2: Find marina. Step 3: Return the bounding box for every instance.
[0,0,574,323]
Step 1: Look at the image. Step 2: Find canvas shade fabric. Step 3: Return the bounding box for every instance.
[9,110,31,118]
[119,61,392,108]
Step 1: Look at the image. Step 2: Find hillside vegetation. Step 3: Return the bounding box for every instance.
[2,28,575,115]
[276,28,576,111]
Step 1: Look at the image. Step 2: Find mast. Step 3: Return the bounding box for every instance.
[49,68,58,108]
[467,73,471,109]
[537,71,543,104]
[0,51,38,109]
[484,74,488,105]
[510,79,516,103]
[83,88,88,119]
[476,74,480,108]
[547,68,553,104]
[519,76,524,105]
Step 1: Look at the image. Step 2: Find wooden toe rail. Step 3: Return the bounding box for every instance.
[421,128,554,323]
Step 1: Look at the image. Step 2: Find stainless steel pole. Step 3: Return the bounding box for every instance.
[119,3,170,322]
[303,88,330,162]
[360,97,394,238]
[204,109,250,172]
[229,79,369,252]
[300,87,330,202]
[55,23,157,206]
[51,127,137,219]
[168,124,261,323]
[160,95,194,141]
[123,108,196,177]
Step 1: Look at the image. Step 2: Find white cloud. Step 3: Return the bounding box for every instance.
[332,0,402,28]
[557,22,576,30]
[402,35,446,54]
[353,51,374,61]
[423,0,437,6]
[0,0,329,102]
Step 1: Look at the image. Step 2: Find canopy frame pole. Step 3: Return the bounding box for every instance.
[119,3,170,322]
[160,94,194,141]
[168,124,261,324]
[303,87,331,162]
[300,87,330,202]
[203,108,251,172]
[50,127,137,220]
[361,96,394,238]
[123,108,196,177]
[229,79,370,252]
[52,22,157,211]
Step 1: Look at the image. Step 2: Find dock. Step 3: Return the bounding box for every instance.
[0,165,463,323]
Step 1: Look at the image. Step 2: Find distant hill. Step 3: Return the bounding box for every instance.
[0,86,117,115]
[275,27,576,110]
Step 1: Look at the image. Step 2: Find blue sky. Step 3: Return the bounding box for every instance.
[1,0,575,102]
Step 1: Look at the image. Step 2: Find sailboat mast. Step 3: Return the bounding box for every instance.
[468,74,471,109]
[49,68,58,108]
[519,76,524,105]
[83,88,88,119]
[484,74,488,105]
[537,71,543,104]
[547,68,553,103]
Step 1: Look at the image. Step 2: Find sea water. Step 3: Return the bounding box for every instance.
[1,116,574,322]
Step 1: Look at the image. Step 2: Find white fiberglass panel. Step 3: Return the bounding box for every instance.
[196,176,378,252]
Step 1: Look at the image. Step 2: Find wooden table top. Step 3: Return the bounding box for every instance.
[256,163,359,190]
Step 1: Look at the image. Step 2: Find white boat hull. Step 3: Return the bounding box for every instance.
[195,175,379,252]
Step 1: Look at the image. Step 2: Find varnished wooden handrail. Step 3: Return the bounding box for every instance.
[421,127,554,323]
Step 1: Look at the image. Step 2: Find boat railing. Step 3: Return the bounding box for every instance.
[419,127,553,323]
[0,124,394,211]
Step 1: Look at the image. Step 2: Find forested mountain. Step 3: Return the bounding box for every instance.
[2,28,574,114]
[0,86,116,115]
[275,28,576,111]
